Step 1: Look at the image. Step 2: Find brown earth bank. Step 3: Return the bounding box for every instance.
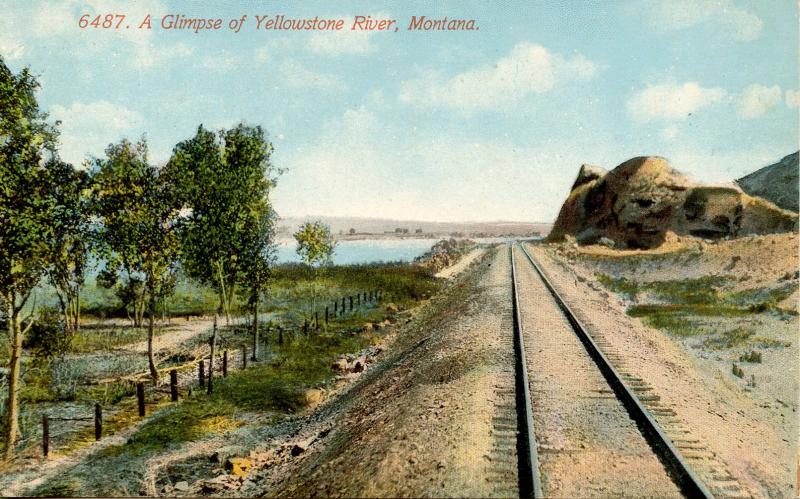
[252,246,518,497]
[530,232,798,497]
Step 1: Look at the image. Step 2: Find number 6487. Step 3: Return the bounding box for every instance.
[78,14,126,29]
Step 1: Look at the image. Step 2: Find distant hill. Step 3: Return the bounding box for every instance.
[276,216,551,239]
[736,152,799,213]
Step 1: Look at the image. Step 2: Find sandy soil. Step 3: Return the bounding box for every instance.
[238,246,520,497]
[126,317,218,355]
[513,246,680,497]
[435,247,487,279]
[527,238,797,498]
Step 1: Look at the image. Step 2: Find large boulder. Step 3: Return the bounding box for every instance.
[736,151,799,212]
[548,156,798,249]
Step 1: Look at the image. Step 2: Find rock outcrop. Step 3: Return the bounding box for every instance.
[548,156,798,249]
[736,152,799,212]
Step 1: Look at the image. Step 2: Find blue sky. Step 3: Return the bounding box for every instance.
[2,0,797,222]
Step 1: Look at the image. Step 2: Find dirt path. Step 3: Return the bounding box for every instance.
[247,246,519,497]
[435,247,486,279]
[126,317,221,354]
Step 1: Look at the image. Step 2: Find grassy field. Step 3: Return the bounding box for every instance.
[2,259,443,468]
[597,272,796,346]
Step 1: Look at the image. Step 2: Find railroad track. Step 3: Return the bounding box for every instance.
[508,242,727,498]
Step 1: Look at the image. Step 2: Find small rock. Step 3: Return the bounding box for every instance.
[363,322,374,332]
[385,303,399,314]
[303,388,324,408]
[331,358,349,372]
[226,457,252,477]
[174,481,189,492]
[352,358,365,373]
[291,444,306,456]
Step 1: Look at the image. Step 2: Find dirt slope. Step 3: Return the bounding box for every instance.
[251,247,519,497]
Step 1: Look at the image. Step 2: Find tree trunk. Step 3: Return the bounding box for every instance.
[147,289,158,384]
[3,294,21,460]
[252,291,259,361]
[74,288,81,332]
[215,261,231,326]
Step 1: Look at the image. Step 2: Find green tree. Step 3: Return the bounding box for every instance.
[91,138,180,383]
[0,57,60,460]
[166,124,279,327]
[45,159,91,334]
[239,205,276,360]
[294,221,336,328]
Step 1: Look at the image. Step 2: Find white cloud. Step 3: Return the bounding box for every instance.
[200,50,238,72]
[737,84,782,118]
[131,40,193,69]
[274,105,615,222]
[626,82,727,122]
[785,89,800,109]
[280,60,346,91]
[0,32,24,61]
[255,47,270,63]
[399,43,597,112]
[660,126,679,140]
[0,7,25,60]
[50,100,146,165]
[638,0,763,41]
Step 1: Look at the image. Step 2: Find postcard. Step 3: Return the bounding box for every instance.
[0,1,797,497]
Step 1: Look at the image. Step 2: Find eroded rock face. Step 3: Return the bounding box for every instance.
[548,156,798,248]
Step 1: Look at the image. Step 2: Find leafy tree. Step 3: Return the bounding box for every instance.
[294,221,336,328]
[0,57,60,459]
[238,206,276,360]
[45,159,91,334]
[91,138,180,383]
[166,124,279,327]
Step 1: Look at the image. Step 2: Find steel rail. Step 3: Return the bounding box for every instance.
[509,244,543,498]
[516,242,713,499]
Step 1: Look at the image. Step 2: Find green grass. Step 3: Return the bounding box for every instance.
[596,273,640,299]
[702,328,755,349]
[628,303,752,318]
[596,273,798,342]
[69,326,153,353]
[100,331,372,458]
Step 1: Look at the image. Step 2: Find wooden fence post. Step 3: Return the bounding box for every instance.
[208,315,217,395]
[334,301,338,316]
[223,350,228,377]
[199,360,205,387]
[315,311,320,331]
[349,296,353,311]
[325,306,329,325]
[243,345,248,369]
[136,382,145,417]
[94,403,102,441]
[42,415,49,457]
[279,326,284,345]
[357,293,361,306]
[170,369,178,401]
